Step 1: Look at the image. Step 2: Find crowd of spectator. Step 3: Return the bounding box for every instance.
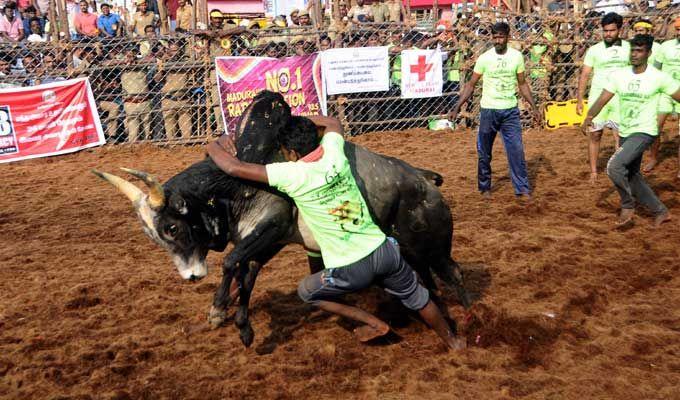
[0,0,678,140]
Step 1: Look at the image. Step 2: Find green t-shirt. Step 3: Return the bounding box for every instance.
[649,41,661,68]
[656,39,680,82]
[473,47,526,109]
[604,66,680,137]
[583,40,630,99]
[266,132,386,268]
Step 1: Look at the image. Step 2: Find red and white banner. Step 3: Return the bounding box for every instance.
[0,78,105,164]
[400,49,443,99]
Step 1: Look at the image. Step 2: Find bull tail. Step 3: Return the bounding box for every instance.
[417,168,444,187]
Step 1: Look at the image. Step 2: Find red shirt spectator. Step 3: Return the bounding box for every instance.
[73,0,98,36]
[165,0,179,20]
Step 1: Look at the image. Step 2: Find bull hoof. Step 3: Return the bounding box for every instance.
[239,324,254,347]
[208,306,227,329]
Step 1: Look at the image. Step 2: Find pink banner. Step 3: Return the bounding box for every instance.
[215,54,326,134]
[0,78,105,164]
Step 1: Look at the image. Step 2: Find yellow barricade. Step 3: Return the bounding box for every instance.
[544,99,588,130]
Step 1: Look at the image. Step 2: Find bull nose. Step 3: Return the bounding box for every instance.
[188,274,199,282]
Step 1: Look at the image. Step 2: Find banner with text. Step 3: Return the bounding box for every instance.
[0,78,105,164]
[400,49,443,99]
[216,54,326,135]
[322,46,390,95]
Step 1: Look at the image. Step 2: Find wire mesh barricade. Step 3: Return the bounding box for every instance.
[0,2,677,145]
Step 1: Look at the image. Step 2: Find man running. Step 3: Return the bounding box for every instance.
[644,17,680,174]
[449,22,540,201]
[581,34,680,228]
[576,12,630,185]
[206,115,466,350]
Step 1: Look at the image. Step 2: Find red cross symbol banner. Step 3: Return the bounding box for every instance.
[215,54,326,135]
[400,49,443,99]
[0,78,105,164]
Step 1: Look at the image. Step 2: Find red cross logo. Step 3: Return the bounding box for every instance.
[409,55,433,81]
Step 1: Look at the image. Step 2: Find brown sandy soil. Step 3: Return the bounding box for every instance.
[1,126,680,400]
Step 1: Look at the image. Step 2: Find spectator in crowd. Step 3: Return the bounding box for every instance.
[175,0,193,31]
[348,0,372,24]
[35,0,48,17]
[0,2,24,42]
[20,51,40,85]
[120,43,152,142]
[163,0,179,31]
[140,24,165,57]
[632,19,660,64]
[25,16,45,41]
[152,40,193,139]
[386,0,405,23]
[0,52,21,88]
[318,33,331,51]
[37,53,66,84]
[98,3,122,38]
[289,8,299,27]
[21,6,43,35]
[547,0,568,12]
[91,46,124,140]
[371,0,389,24]
[74,0,98,38]
[130,0,157,36]
[297,9,312,26]
[16,0,35,12]
[291,36,306,56]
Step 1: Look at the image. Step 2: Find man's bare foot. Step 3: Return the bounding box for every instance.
[653,211,671,228]
[643,159,657,173]
[481,191,492,200]
[446,336,467,351]
[354,323,390,342]
[589,172,598,185]
[616,208,635,230]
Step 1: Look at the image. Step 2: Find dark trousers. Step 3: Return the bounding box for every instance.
[606,133,667,214]
[477,107,531,195]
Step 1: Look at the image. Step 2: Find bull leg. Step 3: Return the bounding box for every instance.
[432,259,471,309]
[208,257,239,328]
[234,260,262,347]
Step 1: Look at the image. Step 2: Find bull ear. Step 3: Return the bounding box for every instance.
[169,193,188,215]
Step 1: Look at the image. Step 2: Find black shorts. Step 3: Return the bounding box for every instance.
[297,239,430,311]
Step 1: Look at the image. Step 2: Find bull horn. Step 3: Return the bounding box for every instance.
[92,169,144,204]
[120,168,166,210]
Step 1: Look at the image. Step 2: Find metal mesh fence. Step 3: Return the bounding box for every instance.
[0,2,677,145]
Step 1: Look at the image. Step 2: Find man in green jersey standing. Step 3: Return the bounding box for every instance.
[206,115,466,350]
[581,35,680,228]
[644,17,680,175]
[577,12,630,185]
[449,22,541,200]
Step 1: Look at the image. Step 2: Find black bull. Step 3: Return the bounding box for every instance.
[94,91,470,347]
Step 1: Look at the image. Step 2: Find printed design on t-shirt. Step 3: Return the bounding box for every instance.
[328,200,364,231]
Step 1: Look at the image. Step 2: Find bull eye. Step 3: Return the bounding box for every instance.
[165,224,178,237]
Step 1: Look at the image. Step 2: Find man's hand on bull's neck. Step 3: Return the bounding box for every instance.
[207,140,239,174]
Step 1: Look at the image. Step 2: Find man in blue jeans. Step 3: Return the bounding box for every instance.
[450,22,541,200]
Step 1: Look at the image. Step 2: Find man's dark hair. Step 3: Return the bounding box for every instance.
[4,1,17,10]
[280,116,319,156]
[601,12,623,28]
[24,5,36,12]
[144,24,155,32]
[630,34,653,51]
[491,22,510,36]
[29,16,41,26]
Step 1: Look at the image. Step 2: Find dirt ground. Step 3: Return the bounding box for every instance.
[1,126,680,400]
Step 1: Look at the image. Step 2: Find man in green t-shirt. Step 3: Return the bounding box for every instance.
[581,35,680,228]
[644,17,680,175]
[577,12,630,185]
[206,115,465,350]
[449,22,541,200]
